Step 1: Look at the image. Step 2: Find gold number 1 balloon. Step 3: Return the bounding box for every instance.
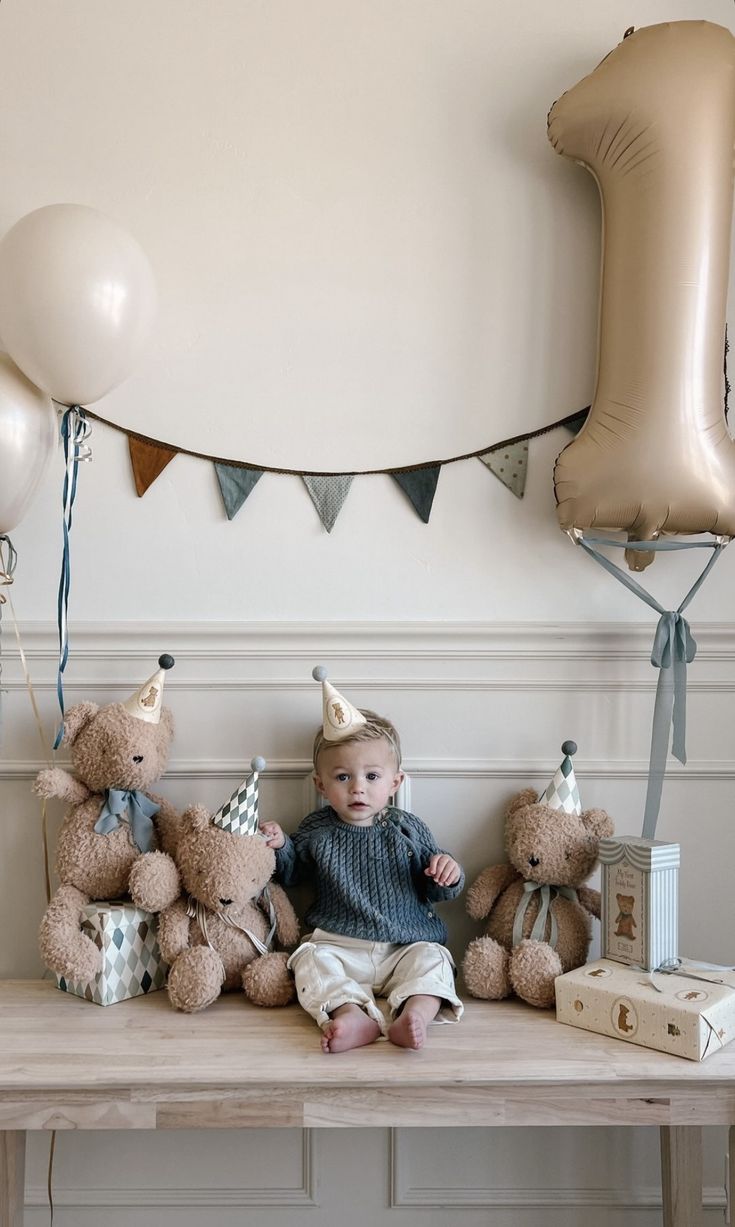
[548,22,735,570]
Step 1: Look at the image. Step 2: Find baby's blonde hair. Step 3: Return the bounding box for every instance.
[313,709,402,771]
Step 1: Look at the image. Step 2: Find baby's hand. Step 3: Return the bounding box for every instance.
[259,821,286,849]
[425,854,461,887]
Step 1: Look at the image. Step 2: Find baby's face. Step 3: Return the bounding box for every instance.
[314,737,403,826]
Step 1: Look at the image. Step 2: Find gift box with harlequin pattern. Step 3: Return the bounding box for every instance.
[56,901,167,1006]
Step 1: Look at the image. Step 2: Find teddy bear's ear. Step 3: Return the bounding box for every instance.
[580,808,614,839]
[62,701,100,745]
[183,804,212,831]
[159,707,174,739]
[506,787,539,818]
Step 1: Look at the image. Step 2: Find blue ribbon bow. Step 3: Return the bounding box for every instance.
[512,880,579,950]
[94,789,160,853]
[577,536,725,840]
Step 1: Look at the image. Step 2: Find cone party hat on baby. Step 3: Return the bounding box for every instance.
[539,740,581,815]
[212,756,266,836]
[312,665,367,741]
[121,654,175,724]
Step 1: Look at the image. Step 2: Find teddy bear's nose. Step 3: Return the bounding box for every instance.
[219,897,233,906]
[528,855,540,868]
[132,755,144,763]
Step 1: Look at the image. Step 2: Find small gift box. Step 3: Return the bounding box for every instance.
[556,958,735,1061]
[56,901,167,1006]
[598,835,680,971]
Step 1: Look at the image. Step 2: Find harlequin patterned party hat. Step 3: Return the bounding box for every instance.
[212,756,266,835]
[121,654,175,724]
[539,740,582,815]
[312,665,367,741]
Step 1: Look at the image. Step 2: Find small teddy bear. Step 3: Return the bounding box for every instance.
[158,758,300,1013]
[35,656,182,983]
[462,742,613,1009]
[614,894,637,940]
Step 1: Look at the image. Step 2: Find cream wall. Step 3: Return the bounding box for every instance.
[1,1,735,1224]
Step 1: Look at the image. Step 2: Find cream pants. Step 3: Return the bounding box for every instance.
[287,928,463,1033]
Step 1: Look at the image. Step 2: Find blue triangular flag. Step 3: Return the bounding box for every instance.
[392,467,441,523]
[215,463,263,520]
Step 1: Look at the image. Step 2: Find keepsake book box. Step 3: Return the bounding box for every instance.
[556,959,735,1061]
[56,901,167,1006]
[598,835,679,971]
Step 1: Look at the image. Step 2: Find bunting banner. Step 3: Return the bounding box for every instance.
[83,405,595,530]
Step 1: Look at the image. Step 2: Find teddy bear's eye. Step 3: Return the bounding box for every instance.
[565,851,571,859]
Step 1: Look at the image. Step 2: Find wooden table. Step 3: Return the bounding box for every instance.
[1,980,734,1227]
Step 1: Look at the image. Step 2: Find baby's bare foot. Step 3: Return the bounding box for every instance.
[321,1004,381,1053]
[388,1007,428,1050]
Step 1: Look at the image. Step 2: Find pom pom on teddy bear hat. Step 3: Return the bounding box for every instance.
[212,756,266,836]
[538,740,581,815]
[312,665,367,741]
[121,653,175,725]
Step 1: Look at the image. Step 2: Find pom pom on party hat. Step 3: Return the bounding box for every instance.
[312,665,367,741]
[121,654,175,724]
[212,756,266,836]
[539,740,581,815]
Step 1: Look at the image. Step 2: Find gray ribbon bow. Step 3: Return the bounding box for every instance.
[512,880,579,950]
[94,788,160,853]
[577,536,725,840]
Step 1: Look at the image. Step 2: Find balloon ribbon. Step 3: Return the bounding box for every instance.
[576,535,726,839]
[54,407,91,747]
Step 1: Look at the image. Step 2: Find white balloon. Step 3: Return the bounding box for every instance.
[0,204,156,406]
[0,353,56,534]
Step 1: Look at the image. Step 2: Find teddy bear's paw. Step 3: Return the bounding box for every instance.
[167,946,225,1013]
[42,931,103,984]
[129,851,180,913]
[32,767,68,800]
[242,952,295,1007]
[508,939,562,1009]
[462,936,511,1000]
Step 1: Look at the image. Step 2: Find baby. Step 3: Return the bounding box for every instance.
[260,669,464,1053]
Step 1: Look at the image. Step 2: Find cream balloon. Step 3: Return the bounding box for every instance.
[0,204,156,407]
[548,22,735,570]
[0,353,56,534]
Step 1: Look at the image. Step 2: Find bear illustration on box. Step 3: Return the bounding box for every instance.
[614,894,637,940]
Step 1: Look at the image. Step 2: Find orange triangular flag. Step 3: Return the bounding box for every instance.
[128,435,177,497]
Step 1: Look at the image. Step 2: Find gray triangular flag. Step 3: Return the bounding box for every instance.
[302,475,353,532]
[215,463,263,520]
[392,467,441,523]
[478,440,528,498]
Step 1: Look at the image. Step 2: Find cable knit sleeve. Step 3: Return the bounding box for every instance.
[274,810,323,886]
[398,810,465,902]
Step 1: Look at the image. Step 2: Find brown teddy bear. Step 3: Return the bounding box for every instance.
[614,894,637,940]
[35,656,182,982]
[158,759,300,1013]
[462,743,614,1009]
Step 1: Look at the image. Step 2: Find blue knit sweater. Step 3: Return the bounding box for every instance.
[274,806,464,944]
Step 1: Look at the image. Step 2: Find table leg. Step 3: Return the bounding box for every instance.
[660,1125,703,1227]
[0,1132,25,1227]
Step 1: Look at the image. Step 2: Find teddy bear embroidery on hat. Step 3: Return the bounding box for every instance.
[157,757,300,1013]
[34,655,182,984]
[312,665,366,740]
[462,741,614,1009]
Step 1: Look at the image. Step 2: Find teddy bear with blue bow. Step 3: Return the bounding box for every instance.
[462,742,614,1009]
[35,655,182,982]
